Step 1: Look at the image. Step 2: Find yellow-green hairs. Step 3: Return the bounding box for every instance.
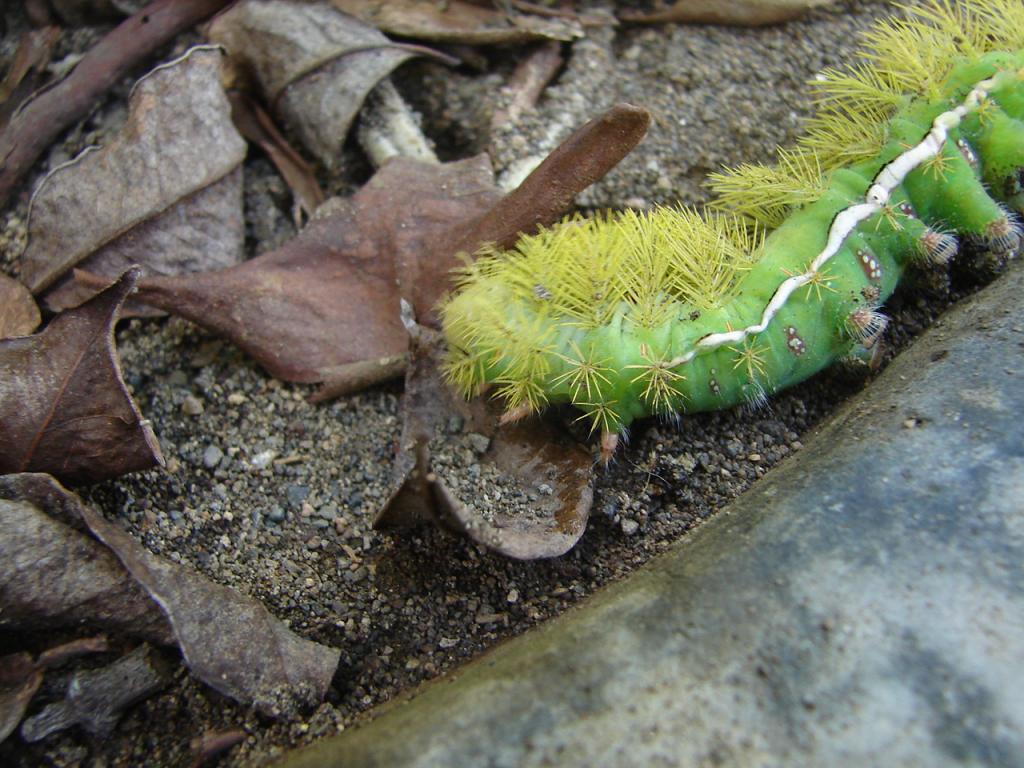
[440,0,1024,459]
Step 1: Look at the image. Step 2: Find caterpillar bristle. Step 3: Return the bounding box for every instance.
[809,63,904,116]
[499,402,534,425]
[599,429,620,465]
[625,344,687,415]
[572,397,625,438]
[846,308,889,348]
[708,149,827,227]
[797,104,889,170]
[985,215,1021,254]
[917,228,959,265]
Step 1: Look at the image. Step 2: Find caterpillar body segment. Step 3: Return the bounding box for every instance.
[439,1,1024,456]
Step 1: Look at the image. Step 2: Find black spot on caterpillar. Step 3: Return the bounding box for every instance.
[441,0,1024,460]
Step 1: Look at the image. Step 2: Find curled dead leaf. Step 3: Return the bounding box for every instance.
[374,103,650,556]
[375,327,592,559]
[208,0,438,169]
[0,475,174,644]
[79,500,340,716]
[0,268,163,485]
[20,46,246,314]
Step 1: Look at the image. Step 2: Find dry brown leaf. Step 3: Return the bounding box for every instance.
[78,501,340,716]
[20,46,246,313]
[0,1,234,208]
[0,473,340,717]
[331,0,585,45]
[0,274,40,337]
[0,269,163,485]
[619,0,833,26]
[375,327,592,559]
[0,475,174,644]
[371,104,650,557]
[0,654,43,745]
[107,155,500,383]
[208,0,432,169]
[228,91,325,221]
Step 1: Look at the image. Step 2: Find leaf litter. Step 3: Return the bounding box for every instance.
[330,0,589,46]
[0,473,339,718]
[0,274,39,337]
[20,46,246,314]
[107,154,501,384]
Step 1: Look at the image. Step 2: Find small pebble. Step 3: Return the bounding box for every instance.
[267,505,286,523]
[202,445,223,469]
[621,518,640,536]
[318,503,340,520]
[182,394,204,415]
[250,450,277,469]
[466,433,491,454]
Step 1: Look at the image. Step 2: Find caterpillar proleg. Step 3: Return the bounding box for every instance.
[440,0,1024,461]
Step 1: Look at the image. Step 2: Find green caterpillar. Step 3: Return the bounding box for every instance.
[440,0,1024,460]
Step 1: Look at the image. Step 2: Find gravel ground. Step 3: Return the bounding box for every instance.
[1,1,978,765]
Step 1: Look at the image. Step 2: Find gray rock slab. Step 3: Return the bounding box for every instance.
[281,262,1024,767]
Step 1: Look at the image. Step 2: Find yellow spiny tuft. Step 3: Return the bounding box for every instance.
[709,148,829,227]
[798,103,891,170]
[625,343,687,414]
[710,0,1021,225]
[494,376,548,415]
[730,337,770,382]
[860,16,958,101]
[442,344,489,397]
[573,399,624,436]
[656,207,763,306]
[552,340,614,403]
[809,63,905,117]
